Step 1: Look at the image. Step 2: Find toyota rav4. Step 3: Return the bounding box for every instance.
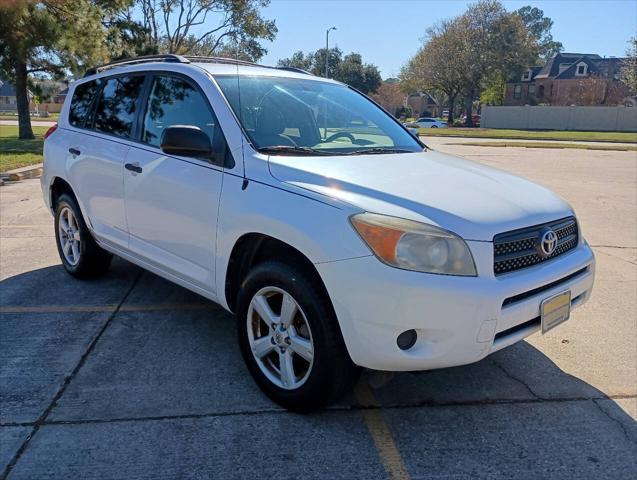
[41,55,595,411]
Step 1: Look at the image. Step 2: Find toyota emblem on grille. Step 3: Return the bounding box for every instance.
[538,228,558,257]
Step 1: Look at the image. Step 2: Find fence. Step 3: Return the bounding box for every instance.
[481,105,637,132]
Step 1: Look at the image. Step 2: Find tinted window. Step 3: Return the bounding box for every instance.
[94,76,145,138]
[69,80,100,127]
[142,75,217,148]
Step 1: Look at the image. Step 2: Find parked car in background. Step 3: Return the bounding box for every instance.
[462,114,481,126]
[405,117,447,129]
[42,54,595,412]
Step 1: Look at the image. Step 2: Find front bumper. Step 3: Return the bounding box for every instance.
[316,241,595,371]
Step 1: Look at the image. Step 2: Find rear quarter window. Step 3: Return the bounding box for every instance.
[69,80,100,128]
[93,75,145,139]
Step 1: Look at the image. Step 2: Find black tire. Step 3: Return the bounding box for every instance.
[237,261,360,412]
[54,193,112,279]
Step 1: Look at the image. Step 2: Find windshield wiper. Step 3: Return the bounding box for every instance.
[258,145,333,156]
[345,147,417,155]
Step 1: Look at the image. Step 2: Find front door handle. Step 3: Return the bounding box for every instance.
[125,163,143,174]
[69,148,81,156]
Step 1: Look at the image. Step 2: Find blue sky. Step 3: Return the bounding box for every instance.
[258,0,637,78]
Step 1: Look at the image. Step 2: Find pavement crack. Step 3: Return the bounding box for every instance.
[2,394,635,429]
[594,248,637,266]
[0,270,143,480]
[491,358,542,399]
[592,398,636,446]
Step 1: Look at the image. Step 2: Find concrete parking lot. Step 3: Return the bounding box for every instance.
[1,143,636,479]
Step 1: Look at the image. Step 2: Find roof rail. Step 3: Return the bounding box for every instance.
[182,55,258,67]
[276,66,311,75]
[83,54,190,77]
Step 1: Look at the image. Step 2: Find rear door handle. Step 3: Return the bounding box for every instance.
[69,148,80,156]
[125,163,143,174]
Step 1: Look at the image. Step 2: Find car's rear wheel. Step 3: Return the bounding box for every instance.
[54,193,112,278]
[237,261,359,412]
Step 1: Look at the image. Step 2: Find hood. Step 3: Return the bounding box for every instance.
[268,150,573,241]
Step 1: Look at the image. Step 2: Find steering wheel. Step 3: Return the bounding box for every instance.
[325,131,356,143]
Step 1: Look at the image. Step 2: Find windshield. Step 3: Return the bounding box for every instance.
[214,75,423,155]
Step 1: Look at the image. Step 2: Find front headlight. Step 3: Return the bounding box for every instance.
[350,212,477,276]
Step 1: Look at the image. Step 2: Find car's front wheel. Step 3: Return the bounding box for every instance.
[54,193,112,278]
[237,261,359,412]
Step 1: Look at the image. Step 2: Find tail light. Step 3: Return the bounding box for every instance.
[43,123,58,140]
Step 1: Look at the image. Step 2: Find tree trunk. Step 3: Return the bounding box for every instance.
[14,60,34,140]
[447,93,457,124]
[464,90,474,127]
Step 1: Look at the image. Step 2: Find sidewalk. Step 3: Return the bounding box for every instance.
[1,120,56,127]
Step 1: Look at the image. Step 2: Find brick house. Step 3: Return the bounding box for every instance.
[406,91,440,117]
[505,53,633,106]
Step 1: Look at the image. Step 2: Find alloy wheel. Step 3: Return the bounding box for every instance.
[247,286,314,390]
[58,206,81,266]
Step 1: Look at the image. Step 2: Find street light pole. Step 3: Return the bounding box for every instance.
[325,26,336,78]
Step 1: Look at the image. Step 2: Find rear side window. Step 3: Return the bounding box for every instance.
[142,75,217,148]
[94,75,145,139]
[69,80,99,127]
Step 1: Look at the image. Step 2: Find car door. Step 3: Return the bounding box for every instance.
[67,75,145,249]
[123,73,226,292]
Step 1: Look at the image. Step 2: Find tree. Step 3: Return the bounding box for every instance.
[337,53,381,94]
[277,50,312,71]
[277,48,382,94]
[515,6,563,60]
[620,37,637,94]
[133,0,276,61]
[399,19,467,123]
[369,82,405,117]
[458,0,539,125]
[480,72,506,106]
[0,0,131,139]
[307,47,343,78]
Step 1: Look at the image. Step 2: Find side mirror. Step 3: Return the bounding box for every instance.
[160,125,212,158]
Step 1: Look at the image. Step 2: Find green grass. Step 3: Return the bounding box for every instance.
[420,127,637,143]
[0,113,60,120]
[0,125,48,172]
[447,141,637,151]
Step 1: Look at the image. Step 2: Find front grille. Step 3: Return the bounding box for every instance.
[493,217,578,275]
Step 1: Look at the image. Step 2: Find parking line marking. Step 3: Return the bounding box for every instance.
[0,304,215,314]
[355,381,411,480]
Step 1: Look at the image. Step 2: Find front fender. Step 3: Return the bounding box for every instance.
[214,174,371,310]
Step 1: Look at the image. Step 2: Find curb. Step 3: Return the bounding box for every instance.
[0,163,43,183]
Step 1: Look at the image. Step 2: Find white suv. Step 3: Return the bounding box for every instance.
[41,55,595,411]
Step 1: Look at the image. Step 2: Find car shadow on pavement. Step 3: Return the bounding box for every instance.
[1,260,636,478]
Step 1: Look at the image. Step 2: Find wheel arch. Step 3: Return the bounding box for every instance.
[223,233,333,316]
[49,176,77,212]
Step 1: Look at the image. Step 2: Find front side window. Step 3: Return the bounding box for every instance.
[69,80,100,128]
[215,75,422,155]
[93,75,145,139]
[142,75,217,148]
[513,85,522,99]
